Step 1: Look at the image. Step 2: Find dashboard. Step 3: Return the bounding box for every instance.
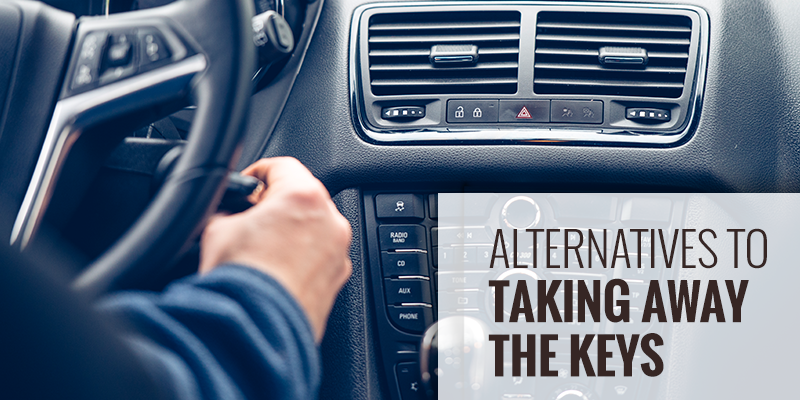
[259,1,800,399]
[34,0,800,399]
[352,3,707,145]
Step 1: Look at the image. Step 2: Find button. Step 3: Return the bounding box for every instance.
[434,246,452,267]
[437,247,485,271]
[138,29,171,70]
[98,33,138,86]
[385,279,432,304]
[382,106,426,120]
[396,363,425,400]
[382,252,429,277]
[434,226,493,246]
[621,263,660,281]
[379,225,426,251]
[72,64,95,90]
[617,282,649,309]
[475,245,493,264]
[511,246,535,266]
[626,231,653,256]
[388,305,433,334]
[439,289,482,311]
[602,377,638,399]
[551,100,603,124]
[447,100,498,123]
[565,246,590,268]
[376,194,424,219]
[550,228,590,248]
[428,194,437,219]
[106,41,132,67]
[78,32,108,64]
[626,107,670,122]
[436,271,487,291]
[456,246,477,265]
[71,32,109,90]
[499,100,550,122]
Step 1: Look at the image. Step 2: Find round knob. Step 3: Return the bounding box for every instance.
[490,269,541,323]
[551,384,595,400]
[501,196,541,230]
[556,392,589,400]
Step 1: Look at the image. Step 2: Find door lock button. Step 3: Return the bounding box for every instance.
[447,100,498,123]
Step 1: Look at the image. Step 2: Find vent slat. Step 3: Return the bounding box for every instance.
[535,78,685,89]
[534,11,692,98]
[368,11,521,95]
[534,63,686,74]
[371,62,519,71]
[648,51,690,59]
[370,33,520,44]
[373,77,518,86]
[370,21,520,31]
[369,47,519,57]
[536,21,691,33]
[535,48,689,59]
[535,48,599,57]
[369,49,430,57]
[536,34,690,46]
[478,47,520,55]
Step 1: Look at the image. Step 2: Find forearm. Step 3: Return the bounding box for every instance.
[98,265,320,400]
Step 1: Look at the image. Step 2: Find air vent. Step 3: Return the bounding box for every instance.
[367,11,521,96]
[534,12,692,98]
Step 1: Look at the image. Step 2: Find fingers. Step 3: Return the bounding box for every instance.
[242,157,315,189]
[203,156,354,342]
[341,257,353,285]
[241,157,333,207]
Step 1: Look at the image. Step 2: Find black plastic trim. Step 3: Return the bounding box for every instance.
[350,2,710,146]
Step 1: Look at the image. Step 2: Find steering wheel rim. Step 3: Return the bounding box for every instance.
[3,0,256,296]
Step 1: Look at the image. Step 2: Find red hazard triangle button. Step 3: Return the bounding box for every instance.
[516,106,532,119]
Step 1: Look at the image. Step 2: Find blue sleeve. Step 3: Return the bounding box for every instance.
[97,264,320,400]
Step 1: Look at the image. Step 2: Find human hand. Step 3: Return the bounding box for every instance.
[199,157,352,342]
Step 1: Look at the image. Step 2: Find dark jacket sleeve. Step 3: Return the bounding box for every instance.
[97,264,320,400]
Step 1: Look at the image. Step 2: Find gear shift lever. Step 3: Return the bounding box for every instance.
[420,316,489,400]
[420,320,437,399]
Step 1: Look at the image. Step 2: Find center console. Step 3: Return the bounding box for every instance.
[363,191,685,400]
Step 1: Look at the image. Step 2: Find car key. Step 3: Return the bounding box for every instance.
[218,173,265,213]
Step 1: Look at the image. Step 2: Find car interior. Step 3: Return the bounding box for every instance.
[0,0,799,399]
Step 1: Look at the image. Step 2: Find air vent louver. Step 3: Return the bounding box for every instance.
[368,11,521,96]
[534,12,692,98]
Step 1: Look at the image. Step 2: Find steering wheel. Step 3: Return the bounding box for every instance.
[0,0,256,296]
